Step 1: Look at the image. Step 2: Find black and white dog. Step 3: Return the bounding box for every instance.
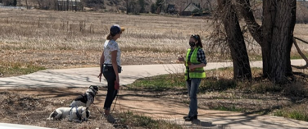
[47,106,90,122]
[70,85,98,108]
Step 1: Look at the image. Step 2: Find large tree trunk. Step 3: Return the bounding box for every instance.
[218,0,252,80]
[260,0,276,78]
[236,0,271,78]
[269,0,296,83]
[236,0,296,84]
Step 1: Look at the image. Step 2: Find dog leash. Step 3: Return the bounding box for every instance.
[112,89,119,112]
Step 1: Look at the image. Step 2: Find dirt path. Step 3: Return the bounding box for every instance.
[113,90,308,129]
[2,85,308,129]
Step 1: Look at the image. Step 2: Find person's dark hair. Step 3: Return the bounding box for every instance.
[191,35,203,48]
[106,33,113,40]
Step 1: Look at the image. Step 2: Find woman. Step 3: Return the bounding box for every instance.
[98,24,124,118]
[178,34,207,121]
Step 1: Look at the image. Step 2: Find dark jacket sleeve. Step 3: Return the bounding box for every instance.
[197,49,207,65]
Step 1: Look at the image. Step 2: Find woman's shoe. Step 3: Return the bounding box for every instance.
[184,115,197,121]
[183,115,189,119]
[103,114,116,123]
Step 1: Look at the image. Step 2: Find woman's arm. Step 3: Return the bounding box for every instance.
[98,51,105,82]
[100,51,105,73]
[111,50,119,83]
[189,63,206,70]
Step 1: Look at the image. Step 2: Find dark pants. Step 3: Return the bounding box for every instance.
[186,78,201,117]
[103,67,118,110]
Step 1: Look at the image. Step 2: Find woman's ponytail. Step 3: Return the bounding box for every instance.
[106,33,113,40]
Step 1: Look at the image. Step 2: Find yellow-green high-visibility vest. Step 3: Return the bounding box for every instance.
[185,47,206,80]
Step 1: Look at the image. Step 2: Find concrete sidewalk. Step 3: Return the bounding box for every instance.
[0,59,306,88]
[0,62,234,88]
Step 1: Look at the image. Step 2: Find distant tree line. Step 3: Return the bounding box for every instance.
[150,0,163,13]
[84,0,105,10]
[126,0,147,14]
[2,0,17,6]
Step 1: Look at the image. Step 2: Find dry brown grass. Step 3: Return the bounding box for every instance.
[0,88,183,129]
[0,8,308,74]
[0,9,214,69]
[0,89,116,129]
[0,60,45,77]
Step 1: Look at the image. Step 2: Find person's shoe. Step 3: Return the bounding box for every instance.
[103,114,116,123]
[184,115,197,121]
[183,115,189,119]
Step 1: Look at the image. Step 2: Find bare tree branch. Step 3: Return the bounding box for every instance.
[235,0,262,44]
[294,37,308,45]
[292,37,308,69]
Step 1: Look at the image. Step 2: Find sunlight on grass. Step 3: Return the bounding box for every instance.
[0,61,45,77]
[128,67,307,96]
[274,104,308,122]
[128,67,264,92]
[128,74,186,91]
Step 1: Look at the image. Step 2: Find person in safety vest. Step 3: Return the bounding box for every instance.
[178,34,207,121]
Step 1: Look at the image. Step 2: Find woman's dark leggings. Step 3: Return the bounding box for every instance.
[103,67,118,110]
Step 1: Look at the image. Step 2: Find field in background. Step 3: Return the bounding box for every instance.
[0,9,211,69]
[0,8,308,76]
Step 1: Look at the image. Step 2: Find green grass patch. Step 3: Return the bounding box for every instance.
[274,104,308,122]
[128,66,305,94]
[0,61,45,77]
[115,111,182,129]
[128,67,286,94]
[128,73,238,92]
[128,74,186,91]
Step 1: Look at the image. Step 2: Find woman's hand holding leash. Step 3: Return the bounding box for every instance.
[114,76,120,90]
[98,73,102,82]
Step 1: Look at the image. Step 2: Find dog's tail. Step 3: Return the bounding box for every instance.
[47,111,57,120]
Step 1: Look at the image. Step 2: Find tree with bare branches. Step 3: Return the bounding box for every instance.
[236,0,296,84]
[217,0,301,84]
